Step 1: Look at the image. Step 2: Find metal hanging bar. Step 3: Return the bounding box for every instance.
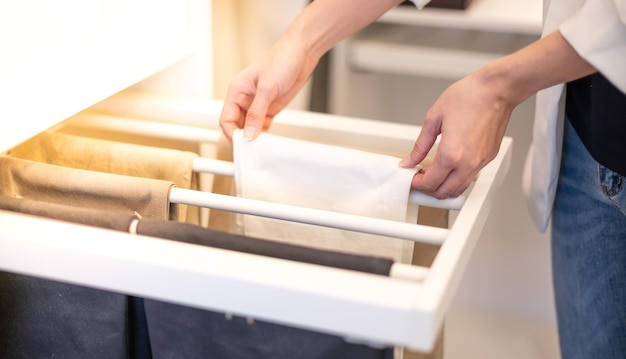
[65,114,223,144]
[168,188,449,245]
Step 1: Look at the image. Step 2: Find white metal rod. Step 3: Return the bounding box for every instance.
[409,191,465,211]
[192,158,234,175]
[192,157,235,177]
[66,114,222,143]
[390,263,429,282]
[169,188,448,245]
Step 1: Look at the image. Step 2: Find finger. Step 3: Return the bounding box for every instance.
[411,162,453,197]
[434,168,474,198]
[413,167,467,199]
[243,83,276,140]
[218,100,245,141]
[450,173,475,198]
[399,117,440,168]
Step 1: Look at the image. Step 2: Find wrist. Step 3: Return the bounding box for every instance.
[281,21,326,65]
[475,31,596,108]
[474,60,529,110]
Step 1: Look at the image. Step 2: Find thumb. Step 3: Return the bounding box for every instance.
[400,120,439,168]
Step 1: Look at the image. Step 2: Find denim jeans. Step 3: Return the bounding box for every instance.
[551,119,626,359]
[144,300,393,359]
[0,273,130,359]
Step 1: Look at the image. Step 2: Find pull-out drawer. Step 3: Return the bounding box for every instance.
[0,90,511,352]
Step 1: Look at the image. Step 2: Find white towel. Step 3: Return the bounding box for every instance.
[233,130,419,263]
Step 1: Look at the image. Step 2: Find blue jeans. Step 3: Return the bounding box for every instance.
[552,119,626,359]
[144,300,393,359]
[0,273,130,359]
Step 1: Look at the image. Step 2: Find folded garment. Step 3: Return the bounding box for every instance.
[10,131,198,222]
[0,195,138,231]
[59,122,208,225]
[0,195,394,276]
[143,300,393,359]
[0,272,131,359]
[138,218,393,276]
[232,130,419,263]
[0,157,176,220]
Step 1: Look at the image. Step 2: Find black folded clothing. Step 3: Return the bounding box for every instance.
[401,0,472,10]
[0,195,394,275]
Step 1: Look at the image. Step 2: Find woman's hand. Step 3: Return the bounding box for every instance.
[400,70,514,198]
[218,0,405,141]
[401,30,595,199]
[219,36,318,141]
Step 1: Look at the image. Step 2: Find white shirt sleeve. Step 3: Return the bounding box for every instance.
[559,0,626,93]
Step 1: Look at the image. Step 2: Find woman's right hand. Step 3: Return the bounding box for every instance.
[219,36,319,141]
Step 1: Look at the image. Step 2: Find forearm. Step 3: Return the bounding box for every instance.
[282,0,404,62]
[477,30,597,107]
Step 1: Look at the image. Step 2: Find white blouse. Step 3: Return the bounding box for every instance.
[523,0,626,231]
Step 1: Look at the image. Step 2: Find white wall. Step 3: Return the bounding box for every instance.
[134,0,214,99]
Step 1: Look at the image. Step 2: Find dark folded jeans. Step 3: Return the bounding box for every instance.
[144,300,393,359]
[0,272,130,359]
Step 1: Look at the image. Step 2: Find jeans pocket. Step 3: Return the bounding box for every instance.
[599,165,626,216]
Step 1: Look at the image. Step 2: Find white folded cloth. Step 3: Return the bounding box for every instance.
[232,130,419,263]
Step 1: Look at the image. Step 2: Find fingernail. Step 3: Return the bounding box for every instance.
[398,158,409,167]
[243,126,257,140]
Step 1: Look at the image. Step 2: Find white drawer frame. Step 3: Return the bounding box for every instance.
[0,92,511,352]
